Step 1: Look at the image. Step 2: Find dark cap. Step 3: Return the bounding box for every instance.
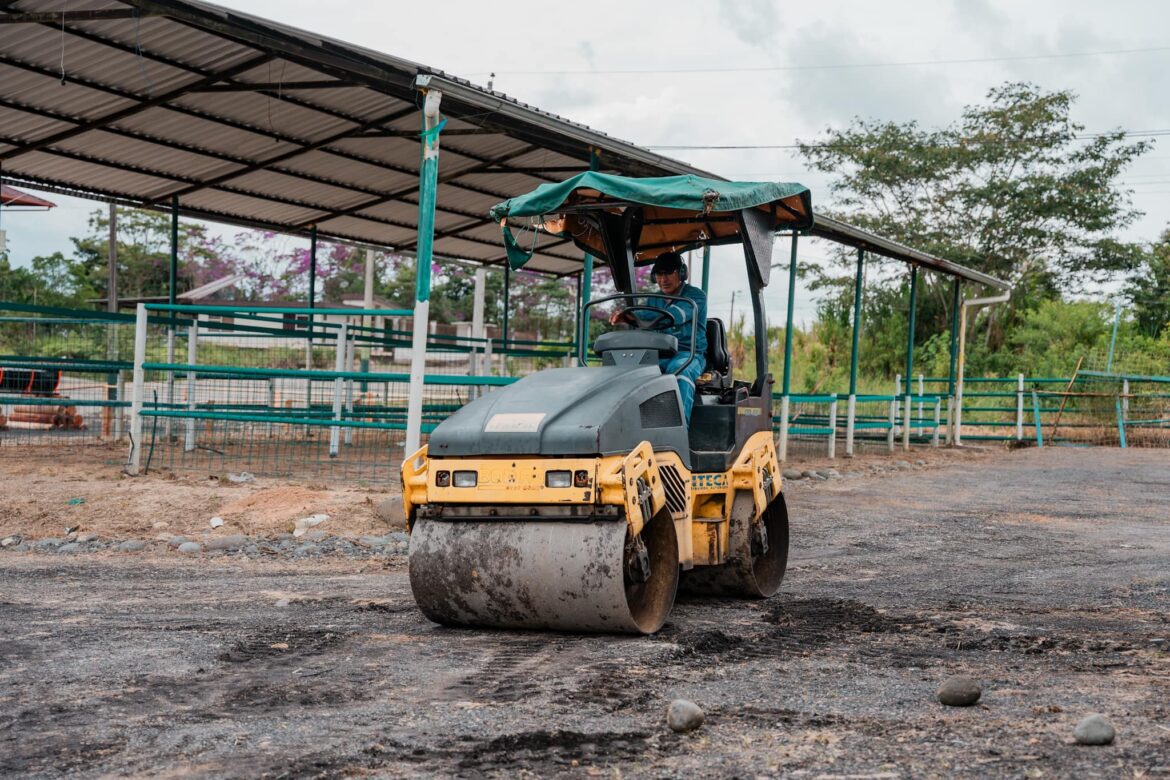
[650,251,684,275]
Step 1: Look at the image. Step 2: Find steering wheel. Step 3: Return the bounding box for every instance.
[618,305,680,331]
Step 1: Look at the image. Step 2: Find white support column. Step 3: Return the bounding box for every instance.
[1016,373,1025,441]
[827,396,838,459]
[344,333,355,446]
[184,321,198,452]
[932,397,942,447]
[1122,378,1130,416]
[127,304,148,475]
[945,397,954,446]
[329,324,347,457]
[845,394,857,457]
[778,395,790,462]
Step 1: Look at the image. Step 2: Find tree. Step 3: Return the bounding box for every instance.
[1126,228,1170,338]
[798,82,1151,357]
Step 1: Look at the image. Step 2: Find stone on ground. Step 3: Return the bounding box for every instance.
[177,541,201,554]
[937,676,982,706]
[782,468,804,480]
[205,534,247,551]
[374,497,404,526]
[118,539,147,552]
[57,542,81,554]
[666,699,705,732]
[293,514,330,537]
[1073,714,1115,745]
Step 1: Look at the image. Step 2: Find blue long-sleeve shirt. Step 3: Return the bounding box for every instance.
[635,283,708,356]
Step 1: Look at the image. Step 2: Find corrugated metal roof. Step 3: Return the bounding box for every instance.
[0,0,1006,288]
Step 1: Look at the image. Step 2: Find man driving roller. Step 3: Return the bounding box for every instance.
[609,251,707,419]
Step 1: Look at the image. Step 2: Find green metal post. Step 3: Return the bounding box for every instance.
[848,249,864,396]
[503,264,511,348]
[701,244,711,294]
[904,266,919,393]
[782,234,798,396]
[1115,396,1127,448]
[308,225,318,319]
[947,278,960,397]
[404,88,444,456]
[579,148,599,352]
[169,196,178,308]
[901,265,919,450]
[778,233,798,461]
[845,248,866,457]
[1106,301,1121,373]
[1032,390,1044,447]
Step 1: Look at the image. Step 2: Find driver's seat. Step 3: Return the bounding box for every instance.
[697,318,731,392]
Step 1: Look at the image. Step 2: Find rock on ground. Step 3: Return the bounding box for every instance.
[666,699,705,732]
[177,541,201,554]
[375,498,405,527]
[937,676,982,706]
[1073,714,1115,745]
[118,540,147,552]
[205,534,247,551]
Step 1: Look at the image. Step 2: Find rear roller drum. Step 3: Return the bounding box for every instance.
[681,491,789,598]
[408,508,679,634]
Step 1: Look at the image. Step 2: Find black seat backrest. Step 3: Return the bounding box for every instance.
[706,318,730,375]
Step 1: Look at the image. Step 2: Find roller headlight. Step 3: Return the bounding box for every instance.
[545,470,572,488]
[453,470,478,488]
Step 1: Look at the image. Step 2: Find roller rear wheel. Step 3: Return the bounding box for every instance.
[680,491,789,598]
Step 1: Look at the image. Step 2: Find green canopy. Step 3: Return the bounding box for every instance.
[489,172,812,270]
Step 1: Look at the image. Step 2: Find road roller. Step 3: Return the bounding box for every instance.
[402,173,814,634]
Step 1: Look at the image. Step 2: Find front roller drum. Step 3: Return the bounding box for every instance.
[681,491,789,598]
[409,510,679,634]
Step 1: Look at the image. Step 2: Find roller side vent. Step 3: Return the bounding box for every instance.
[658,464,689,515]
[639,391,682,429]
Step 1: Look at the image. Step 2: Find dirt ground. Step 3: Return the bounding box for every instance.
[1,446,1168,778]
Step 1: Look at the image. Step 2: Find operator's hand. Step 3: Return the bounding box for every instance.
[609,309,634,326]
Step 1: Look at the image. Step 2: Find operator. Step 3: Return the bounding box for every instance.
[609,251,707,420]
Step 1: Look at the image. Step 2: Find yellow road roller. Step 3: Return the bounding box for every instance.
[402,173,813,634]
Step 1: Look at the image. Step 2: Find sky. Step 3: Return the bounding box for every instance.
[2,0,1168,329]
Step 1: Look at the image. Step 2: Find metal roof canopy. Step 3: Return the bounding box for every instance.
[0,0,1007,290]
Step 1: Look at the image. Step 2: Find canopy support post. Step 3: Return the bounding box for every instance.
[503,264,511,369]
[471,266,486,399]
[946,278,960,444]
[578,148,600,354]
[779,233,798,462]
[902,265,919,451]
[701,244,711,293]
[405,88,443,459]
[165,196,178,442]
[846,248,865,457]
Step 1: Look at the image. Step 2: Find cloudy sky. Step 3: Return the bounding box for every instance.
[3,0,1168,327]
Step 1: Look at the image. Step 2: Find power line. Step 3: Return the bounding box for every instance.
[468,44,1170,78]
[646,128,1170,151]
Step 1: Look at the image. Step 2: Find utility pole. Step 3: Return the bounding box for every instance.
[728,290,737,329]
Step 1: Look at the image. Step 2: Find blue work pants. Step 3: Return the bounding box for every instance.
[660,352,706,420]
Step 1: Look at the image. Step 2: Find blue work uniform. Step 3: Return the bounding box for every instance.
[634,283,707,420]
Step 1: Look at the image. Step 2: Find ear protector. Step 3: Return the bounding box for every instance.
[652,252,687,282]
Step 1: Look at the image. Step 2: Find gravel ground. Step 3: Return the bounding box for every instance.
[1,447,1168,778]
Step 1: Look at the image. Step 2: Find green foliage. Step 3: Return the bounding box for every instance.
[1126,228,1170,338]
[798,81,1152,363]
